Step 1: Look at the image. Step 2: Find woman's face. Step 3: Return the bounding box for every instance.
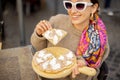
[65,0,97,25]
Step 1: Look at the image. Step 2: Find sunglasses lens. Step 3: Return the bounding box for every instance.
[76,3,85,10]
[65,2,72,9]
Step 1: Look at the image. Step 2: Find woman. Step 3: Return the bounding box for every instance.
[31,0,110,80]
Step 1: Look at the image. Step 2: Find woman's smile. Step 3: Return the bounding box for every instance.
[71,14,81,20]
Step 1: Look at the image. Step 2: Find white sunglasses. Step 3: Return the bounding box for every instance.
[63,1,93,11]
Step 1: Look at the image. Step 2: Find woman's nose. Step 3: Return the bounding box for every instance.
[71,6,78,13]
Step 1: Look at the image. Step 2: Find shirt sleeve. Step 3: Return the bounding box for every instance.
[30,31,47,51]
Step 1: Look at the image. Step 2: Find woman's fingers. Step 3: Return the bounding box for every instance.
[43,20,52,29]
[35,22,44,35]
[35,20,52,35]
[72,65,80,78]
[74,65,79,75]
[77,60,86,67]
[39,21,48,31]
[72,68,76,78]
[36,25,44,35]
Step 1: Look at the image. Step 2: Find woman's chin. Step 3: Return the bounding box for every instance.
[72,20,80,25]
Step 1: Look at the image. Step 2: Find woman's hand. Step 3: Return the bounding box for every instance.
[35,20,52,36]
[72,60,86,78]
[77,59,87,67]
[72,64,79,78]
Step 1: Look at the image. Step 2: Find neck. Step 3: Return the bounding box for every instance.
[73,20,89,32]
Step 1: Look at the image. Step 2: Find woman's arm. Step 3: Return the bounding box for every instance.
[31,20,52,52]
[31,31,47,51]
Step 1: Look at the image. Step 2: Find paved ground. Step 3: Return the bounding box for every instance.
[1,0,120,80]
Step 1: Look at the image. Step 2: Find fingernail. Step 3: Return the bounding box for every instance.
[43,20,46,22]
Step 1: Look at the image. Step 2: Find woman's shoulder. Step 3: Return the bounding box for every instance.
[50,14,69,20]
[49,14,70,24]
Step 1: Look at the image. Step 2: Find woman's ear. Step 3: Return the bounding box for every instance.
[91,3,98,13]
